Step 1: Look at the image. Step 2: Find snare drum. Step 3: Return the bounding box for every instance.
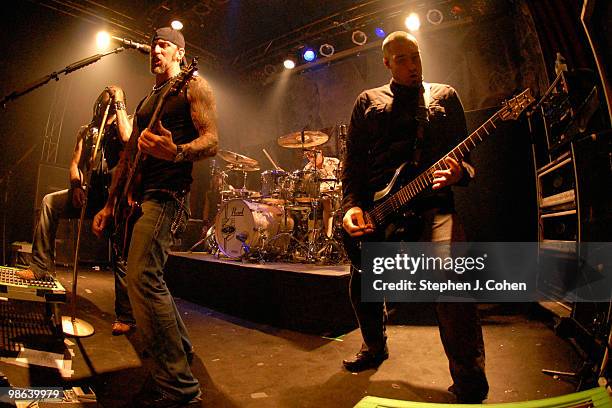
[221,188,260,202]
[288,170,319,204]
[214,199,292,258]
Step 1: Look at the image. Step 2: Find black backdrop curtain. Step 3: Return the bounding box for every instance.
[526,0,597,81]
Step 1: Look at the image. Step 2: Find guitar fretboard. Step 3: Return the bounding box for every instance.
[368,111,502,225]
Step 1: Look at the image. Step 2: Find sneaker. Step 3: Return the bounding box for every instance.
[16,269,51,281]
[111,321,135,336]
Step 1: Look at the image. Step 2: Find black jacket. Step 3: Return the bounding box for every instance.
[341,80,472,214]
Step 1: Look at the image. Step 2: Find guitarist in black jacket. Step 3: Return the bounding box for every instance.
[341,31,488,403]
[93,27,218,407]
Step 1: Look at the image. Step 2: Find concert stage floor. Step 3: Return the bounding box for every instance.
[165,252,356,335]
[0,261,581,407]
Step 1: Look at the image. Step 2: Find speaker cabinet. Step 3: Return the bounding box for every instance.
[35,163,68,211]
[55,219,110,266]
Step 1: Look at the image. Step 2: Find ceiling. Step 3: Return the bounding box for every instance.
[28,0,371,69]
[26,0,503,77]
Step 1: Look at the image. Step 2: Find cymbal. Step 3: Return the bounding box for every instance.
[225,163,261,172]
[217,150,259,167]
[277,130,329,149]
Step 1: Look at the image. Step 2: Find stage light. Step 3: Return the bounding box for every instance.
[171,20,183,30]
[283,59,296,70]
[319,43,335,57]
[302,48,316,62]
[351,30,367,46]
[96,31,111,49]
[374,27,386,38]
[405,13,421,32]
[426,9,444,25]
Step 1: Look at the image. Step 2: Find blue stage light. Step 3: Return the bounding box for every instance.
[375,27,386,38]
[303,48,316,62]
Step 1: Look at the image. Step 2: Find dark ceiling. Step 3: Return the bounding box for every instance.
[29,0,378,70]
[27,0,493,76]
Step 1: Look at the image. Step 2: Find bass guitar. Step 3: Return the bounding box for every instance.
[112,58,199,262]
[343,88,535,268]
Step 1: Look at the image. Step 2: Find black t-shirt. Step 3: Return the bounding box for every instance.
[135,81,198,192]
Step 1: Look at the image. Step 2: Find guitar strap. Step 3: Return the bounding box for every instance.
[411,82,431,168]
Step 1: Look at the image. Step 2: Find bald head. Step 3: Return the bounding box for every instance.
[381,31,422,87]
[382,31,419,59]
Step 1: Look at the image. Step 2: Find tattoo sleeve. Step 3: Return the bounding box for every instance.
[183,76,219,161]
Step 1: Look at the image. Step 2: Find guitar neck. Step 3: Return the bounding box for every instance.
[369,110,502,225]
[122,86,173,196]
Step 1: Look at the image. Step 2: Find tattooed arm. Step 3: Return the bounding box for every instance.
[182,75,218,160]
[138,75,218,161]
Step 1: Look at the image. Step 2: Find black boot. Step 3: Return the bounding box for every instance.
[342,346,389,372]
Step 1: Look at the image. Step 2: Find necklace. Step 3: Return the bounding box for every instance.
[152,75,176,92]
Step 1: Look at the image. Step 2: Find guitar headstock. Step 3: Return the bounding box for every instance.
[168,57,199,96]
[499,88,535,121]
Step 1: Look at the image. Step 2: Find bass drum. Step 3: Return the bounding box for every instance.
[214,199,291,258]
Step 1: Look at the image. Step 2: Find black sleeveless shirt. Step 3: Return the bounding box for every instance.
[79,121,123,175]
[136,80,198,192]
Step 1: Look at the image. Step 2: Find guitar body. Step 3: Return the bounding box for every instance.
[340,88,535,272]
[111,156,143,262]
[112,199,142,262]
[342,227,384,271]
[342,161,418,268]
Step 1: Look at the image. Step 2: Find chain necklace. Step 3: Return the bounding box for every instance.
[152,75,177,92]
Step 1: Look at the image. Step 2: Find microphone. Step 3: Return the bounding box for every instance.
[236,232,250,255]
[111,36,151,55]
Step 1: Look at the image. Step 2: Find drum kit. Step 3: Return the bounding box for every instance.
[201,130,347,264]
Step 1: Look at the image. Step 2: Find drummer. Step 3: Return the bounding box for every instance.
[303,148,340,238]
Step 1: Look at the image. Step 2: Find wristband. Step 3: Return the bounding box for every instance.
[114,101,126,111]
[70,180,82,189]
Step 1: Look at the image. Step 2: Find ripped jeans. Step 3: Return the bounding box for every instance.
[126,192,199,400]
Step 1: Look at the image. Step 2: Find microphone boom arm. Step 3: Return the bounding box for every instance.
[1,47,126,108]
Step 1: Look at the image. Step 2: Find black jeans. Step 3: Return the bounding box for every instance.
[348,209,489,399]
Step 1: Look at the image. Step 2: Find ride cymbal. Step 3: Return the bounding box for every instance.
[277,130,329,148]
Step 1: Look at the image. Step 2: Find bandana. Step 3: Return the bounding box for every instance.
[151,27,185,49]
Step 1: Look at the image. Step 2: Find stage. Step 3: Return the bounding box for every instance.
[165,252,357,335]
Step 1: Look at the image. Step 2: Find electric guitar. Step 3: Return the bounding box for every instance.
[112,58,199,262]
[343,88,535,268]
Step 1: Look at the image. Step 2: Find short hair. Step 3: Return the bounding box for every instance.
[382,31,419,58]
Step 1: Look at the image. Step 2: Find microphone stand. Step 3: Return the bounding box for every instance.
[62,102,111,338]
[1,47,127,108]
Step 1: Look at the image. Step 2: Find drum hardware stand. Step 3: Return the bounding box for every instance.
[188,224,219,256]
[62,102,112,337]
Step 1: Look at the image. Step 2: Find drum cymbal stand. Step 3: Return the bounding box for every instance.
[314,209,348,264]
[312,190,348,265]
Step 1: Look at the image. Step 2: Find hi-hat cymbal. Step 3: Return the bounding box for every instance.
[277,131,329,149]
[217,150,259,167]
[225,163,260,172]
